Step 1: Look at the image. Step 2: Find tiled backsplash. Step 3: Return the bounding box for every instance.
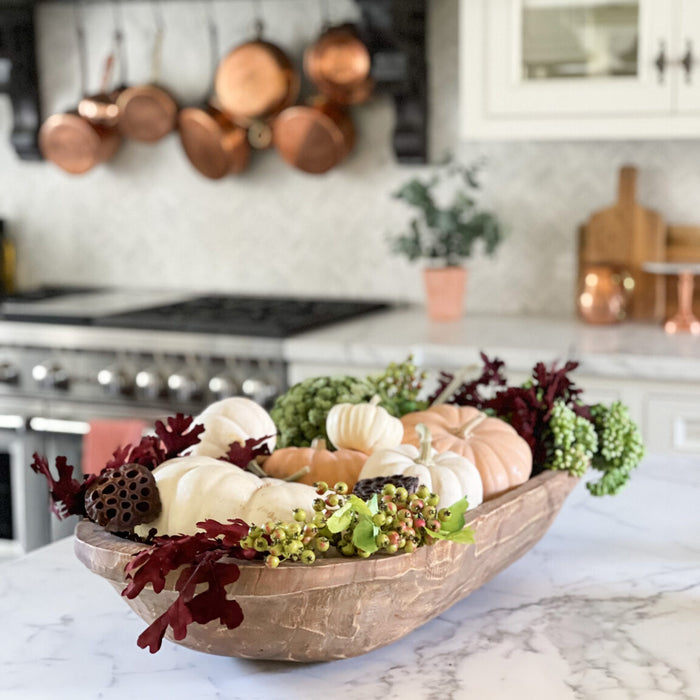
[2,0,700,315]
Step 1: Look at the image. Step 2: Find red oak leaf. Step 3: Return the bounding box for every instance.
[29,453,85,519]
[223,435,273,469]
[196,518,250,548]
[155,414,205,460]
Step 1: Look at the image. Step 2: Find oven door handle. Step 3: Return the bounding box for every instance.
[0,414,27,430]
[27,417,90,435]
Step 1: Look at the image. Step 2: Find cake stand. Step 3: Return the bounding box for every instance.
[643,261,700,335]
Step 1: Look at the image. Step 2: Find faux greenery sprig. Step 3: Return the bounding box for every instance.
[389,159,504,267]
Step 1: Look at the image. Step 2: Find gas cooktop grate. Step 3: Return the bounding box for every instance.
[94,296,390,337]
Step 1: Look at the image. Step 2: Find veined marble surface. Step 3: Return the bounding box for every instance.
[1,453,698,700]
[283,308,700,382]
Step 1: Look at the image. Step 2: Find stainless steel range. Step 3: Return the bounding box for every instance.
[0,287,388,555]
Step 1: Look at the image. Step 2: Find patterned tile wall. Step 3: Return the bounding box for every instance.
[1,0,700,316]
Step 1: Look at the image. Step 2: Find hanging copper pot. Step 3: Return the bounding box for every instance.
[178,8,250,179]
[39,12,121,175]
[77,47,121,128]
[179,105,250,179]
[39,113,120,175]
[214,26,299,126]
[304,23,373,105]
[272,96,355,175]
[117,11,177,143]
[117,84,178,142]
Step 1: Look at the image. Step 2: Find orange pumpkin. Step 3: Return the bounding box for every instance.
[401,405,532,500]
[262,439,368,489]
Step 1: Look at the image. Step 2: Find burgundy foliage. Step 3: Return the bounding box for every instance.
[123,519,256,653]
[105,414,204,472]
[29,454,86,519]
[431,354,591,468]
[222,435,273,468]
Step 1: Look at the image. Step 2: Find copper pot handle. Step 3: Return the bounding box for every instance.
[150,0,165,84]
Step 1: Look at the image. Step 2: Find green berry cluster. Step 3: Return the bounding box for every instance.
[239,507,322,569]
[546,400,598,477]
[371,355,429,417]
[588,401,645,496]
[241,480,465,568]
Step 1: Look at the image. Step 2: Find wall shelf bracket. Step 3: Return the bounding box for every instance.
[0,4,41,160]
[355,0,428,164]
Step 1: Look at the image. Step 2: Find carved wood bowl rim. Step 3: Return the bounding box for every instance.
[74,470,579,661]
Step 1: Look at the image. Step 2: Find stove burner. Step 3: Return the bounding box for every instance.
[95,295,390,338]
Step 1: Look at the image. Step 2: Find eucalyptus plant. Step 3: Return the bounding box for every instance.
[390,159,504,267]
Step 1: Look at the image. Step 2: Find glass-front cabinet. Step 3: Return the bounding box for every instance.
[460,0,700,139]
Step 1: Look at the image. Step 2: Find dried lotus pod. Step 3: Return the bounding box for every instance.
[352,474,420,501]
[85,463,161,533]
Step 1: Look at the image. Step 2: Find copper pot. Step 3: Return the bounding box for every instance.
[40,24,121,175]
[272,97,354,175]
[179,104,250,179]
[304,24,373,105]
[77,51,121,128]
[78,90,121,128]
[214,38,299,125]
[39,112,120,175]
[116,84,178,143]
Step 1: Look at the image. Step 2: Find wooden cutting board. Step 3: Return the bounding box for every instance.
[579,166,666,320]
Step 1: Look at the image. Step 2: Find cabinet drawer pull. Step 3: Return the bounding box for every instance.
[681,40,694,83]
[655,41,667,83]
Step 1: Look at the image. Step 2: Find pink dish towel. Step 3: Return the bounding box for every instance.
[82,419,148,476]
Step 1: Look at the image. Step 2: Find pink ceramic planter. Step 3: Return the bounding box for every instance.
[423,266,467,321]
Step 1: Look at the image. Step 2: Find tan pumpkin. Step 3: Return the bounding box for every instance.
[401,405,532,500]
[263,438,368,488]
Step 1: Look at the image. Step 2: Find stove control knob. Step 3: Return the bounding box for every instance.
[208,373,240,400]
[32,361,70,390]
[241,375,278,407]
[134,368,165,400]
[0,361,19,385]
[97,366,132,396]
[167,369,203,404]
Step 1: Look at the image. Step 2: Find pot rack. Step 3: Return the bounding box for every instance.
[0,0,427,164]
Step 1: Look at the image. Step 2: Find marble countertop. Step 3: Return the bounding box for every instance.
[1,453,698,700]
[283,308,700,382]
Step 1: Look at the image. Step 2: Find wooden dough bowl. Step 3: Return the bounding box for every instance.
[74,470,578,662]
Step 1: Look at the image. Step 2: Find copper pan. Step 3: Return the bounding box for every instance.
[78,51,121,128]
[117,10,178,143]
[304,24,373,105]
[214,33,299,126]
[39,12,121,174]
[117,84,178,142]
[39,112,120,175]
[178,9,250,179]
[272,96,354,175]
[179,105,250,179]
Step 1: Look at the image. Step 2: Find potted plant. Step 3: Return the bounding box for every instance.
[389,159,504,321]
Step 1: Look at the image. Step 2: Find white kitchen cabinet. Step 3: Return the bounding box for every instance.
[460,0,700,139]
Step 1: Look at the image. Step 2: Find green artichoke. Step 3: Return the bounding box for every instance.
[270,375,376,448]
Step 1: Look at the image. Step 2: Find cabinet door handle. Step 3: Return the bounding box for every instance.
[654,41,667,83]
[681,40,694,83]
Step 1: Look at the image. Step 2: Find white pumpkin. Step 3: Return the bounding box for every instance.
[189,397,277,458]
[358,424,483,510]
[134,455,317,536]
[326,396,404,454]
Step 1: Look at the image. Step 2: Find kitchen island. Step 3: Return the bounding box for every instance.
[1,453,698,700]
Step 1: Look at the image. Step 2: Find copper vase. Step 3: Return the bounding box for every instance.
[577,264,631,324]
